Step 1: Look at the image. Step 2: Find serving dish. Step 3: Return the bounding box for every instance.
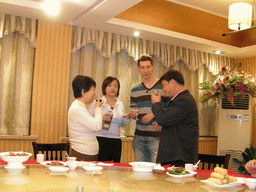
[97,162,114,166]
[129,162,157,172]
[83,166,103,172]
[78,161,96,167]
[49,166,69,173]
[201,177,245,188]
[40,161,67,167]
[166,170,197,178]
[0,152,32,169]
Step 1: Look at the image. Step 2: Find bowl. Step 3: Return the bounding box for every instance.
[49,166,69,173]
[129,162,157,172]
[192,165,198,171]
[67,157,77,161]
[0,152,32,168]
[83,166,103,172]
[67,160,78,171]
[244,178,256,189]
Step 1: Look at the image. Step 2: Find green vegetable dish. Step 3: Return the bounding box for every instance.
[168,169,190,175]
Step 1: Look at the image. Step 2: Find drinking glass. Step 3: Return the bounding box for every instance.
[130,103,139,120]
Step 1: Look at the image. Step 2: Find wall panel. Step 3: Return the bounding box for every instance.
[30,20,72,143]
[234,57,256,148]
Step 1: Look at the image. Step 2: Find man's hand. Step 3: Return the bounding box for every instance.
[151,92,161,104]
[245,159,256,175]
[152,122,162,131]
[141,113,154,124]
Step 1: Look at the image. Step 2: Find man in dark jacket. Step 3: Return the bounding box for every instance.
[151,69,199,167]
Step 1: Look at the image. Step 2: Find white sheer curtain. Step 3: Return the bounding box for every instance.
[69,27,233,136]
[0,14,37,135]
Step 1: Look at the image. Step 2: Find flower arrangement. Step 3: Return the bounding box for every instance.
[199,66,256,105]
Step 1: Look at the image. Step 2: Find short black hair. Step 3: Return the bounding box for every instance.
[72,75,96,98]
[160,69,185,85]
[102,76,120,97]
[137,54,153,67]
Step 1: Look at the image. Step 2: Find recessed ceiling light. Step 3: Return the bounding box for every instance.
[134,31,140,37]
[214,50,224,54]
[41,0,61,16]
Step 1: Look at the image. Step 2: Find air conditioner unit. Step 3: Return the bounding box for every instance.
[216,94,253,171]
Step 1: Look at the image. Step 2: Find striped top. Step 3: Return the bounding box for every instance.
[130,81,169,135]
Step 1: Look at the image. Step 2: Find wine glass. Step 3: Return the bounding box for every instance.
[130,103,139,120]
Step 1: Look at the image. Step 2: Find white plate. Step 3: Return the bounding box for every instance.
[49,166,69,173]
[83,166,103,172]
[40,161,67,167]
[78,161,96,167]
[166,170,197,178]
[97,162,114,166]
[201,177,245,188]
[153,165,165,172]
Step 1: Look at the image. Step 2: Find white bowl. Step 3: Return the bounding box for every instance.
[83,166,103,172]
[192,165,198,171]
[49,166,69,173]
[245,178,256,189]
[0,152,32,168]
[67,160,78,171]
[67,157,77,161]
[129,162,157,172]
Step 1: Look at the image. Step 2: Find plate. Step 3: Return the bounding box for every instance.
[153,165,165,172]
[78,161,96,167]
[201,177,245,188]
[40,161,67,167]
[166,170,197,178]
[83,166,103,172]
[49,166,69,173]
[97,162,114,166]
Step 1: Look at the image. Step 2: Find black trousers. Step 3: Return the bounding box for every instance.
[96,136,122,163]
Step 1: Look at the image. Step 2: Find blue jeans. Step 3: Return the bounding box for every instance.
[132,135,160,163]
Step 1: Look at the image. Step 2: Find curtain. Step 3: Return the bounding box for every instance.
[69,26,233,136]
[0,14,37,135]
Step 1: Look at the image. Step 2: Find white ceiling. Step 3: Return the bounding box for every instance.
[0,0,256,58]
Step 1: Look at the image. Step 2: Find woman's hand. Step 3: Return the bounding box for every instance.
[123,113,133,119]
[103,113,112,121]
[95,97,103,108]
[129,109,140,119]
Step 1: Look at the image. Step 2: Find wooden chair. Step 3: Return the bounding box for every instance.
[32,142,70,161]
[198,153,231,170]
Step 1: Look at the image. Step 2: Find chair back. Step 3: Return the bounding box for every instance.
[32,142,70,161]
[198,153,231,170]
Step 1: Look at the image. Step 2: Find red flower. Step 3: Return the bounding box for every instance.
[221,67,226,71]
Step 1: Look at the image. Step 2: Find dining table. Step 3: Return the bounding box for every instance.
[0,159,253,192]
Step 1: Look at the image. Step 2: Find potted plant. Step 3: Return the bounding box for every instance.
[233,146,256,175]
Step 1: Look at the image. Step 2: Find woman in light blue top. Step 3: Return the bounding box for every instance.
[89,76,131,162]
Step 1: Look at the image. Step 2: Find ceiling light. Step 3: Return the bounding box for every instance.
[41,0,61,16]
[134,31,140,37]
[228,2,252,31]
[214,50,224,54]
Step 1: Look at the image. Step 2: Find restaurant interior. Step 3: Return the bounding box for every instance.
[1,1,256,190]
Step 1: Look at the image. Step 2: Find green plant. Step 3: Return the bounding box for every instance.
[233,146,256,175]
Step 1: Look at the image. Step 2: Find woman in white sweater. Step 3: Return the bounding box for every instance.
[68,75,103,161]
